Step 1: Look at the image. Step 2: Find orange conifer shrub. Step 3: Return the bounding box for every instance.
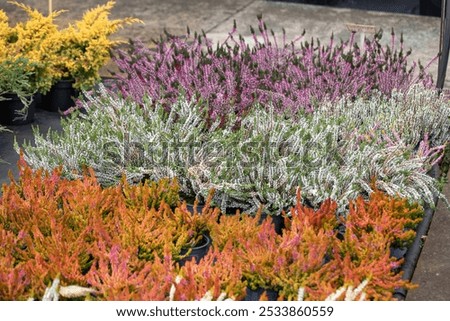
[87,244,175,300]
[172,243,247,301]
[274,195,339,300]
[330,190,423,301]
[0,159,425,300]
[0,158,182,299]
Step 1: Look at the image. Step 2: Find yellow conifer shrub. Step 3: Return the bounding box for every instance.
[44,1,142,90]
[1,1,141,92]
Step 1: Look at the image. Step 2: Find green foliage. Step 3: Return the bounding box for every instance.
[0,57,38,118]
[0,57,37,95]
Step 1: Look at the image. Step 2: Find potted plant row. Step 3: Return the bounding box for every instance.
[112,16,434,120]
[18,85,449,225]
[0,160,423,300]
[17,18,447,200]
[107,17,446,216]
[0,1,140,123]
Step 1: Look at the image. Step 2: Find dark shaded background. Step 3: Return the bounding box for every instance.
[271,0,442,16]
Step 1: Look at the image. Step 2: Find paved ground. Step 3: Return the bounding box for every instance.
[0,109,62,186]
[1,0,449,300]
[408,169,450,300]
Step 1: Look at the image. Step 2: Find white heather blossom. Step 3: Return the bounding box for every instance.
[19,85,449,216]
[324,279,369,301]
[40,277,97,301]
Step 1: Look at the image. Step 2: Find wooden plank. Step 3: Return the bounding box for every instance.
[345,23,377,34]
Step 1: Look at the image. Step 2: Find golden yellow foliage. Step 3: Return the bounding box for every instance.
[0,10,11,60]
[3,2,65,92]
[45,1,142,89]
[0,1,142,92]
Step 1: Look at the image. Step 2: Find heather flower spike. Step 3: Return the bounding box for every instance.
[112,17,433,121]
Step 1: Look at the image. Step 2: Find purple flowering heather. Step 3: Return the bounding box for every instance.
[112,17,434,122]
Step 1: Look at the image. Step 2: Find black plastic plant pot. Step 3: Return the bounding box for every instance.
[222,207,241,215]
[181,193,206,215]
[244,287,279,301]
[186,203,205,215]
[178,234,211,266]
[0,93,36,125]
[34,92,43,110]
[42,79,79,113]
[259,213,286,235]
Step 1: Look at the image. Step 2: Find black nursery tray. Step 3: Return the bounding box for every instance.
[393,164,441,300]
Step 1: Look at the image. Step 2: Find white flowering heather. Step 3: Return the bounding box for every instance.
[207,107,345,213]
[19,85,447,215]
[19,85,225,195]
[297,279,368,301]
[324,279,369,301]
[209,103,445,214]
[20,88,151,185]
[40,278,98,301]
[168,275,234,301]
[319,85,450,158]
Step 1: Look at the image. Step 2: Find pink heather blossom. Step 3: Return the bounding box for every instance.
[112,18,434,124]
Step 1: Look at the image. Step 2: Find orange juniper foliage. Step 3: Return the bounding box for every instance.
[275,193,338,300]
[327,190,423,301]
[173,242,247,301]
[0,159,425,300]
[0,158,182,299]
[86,243,175,301]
